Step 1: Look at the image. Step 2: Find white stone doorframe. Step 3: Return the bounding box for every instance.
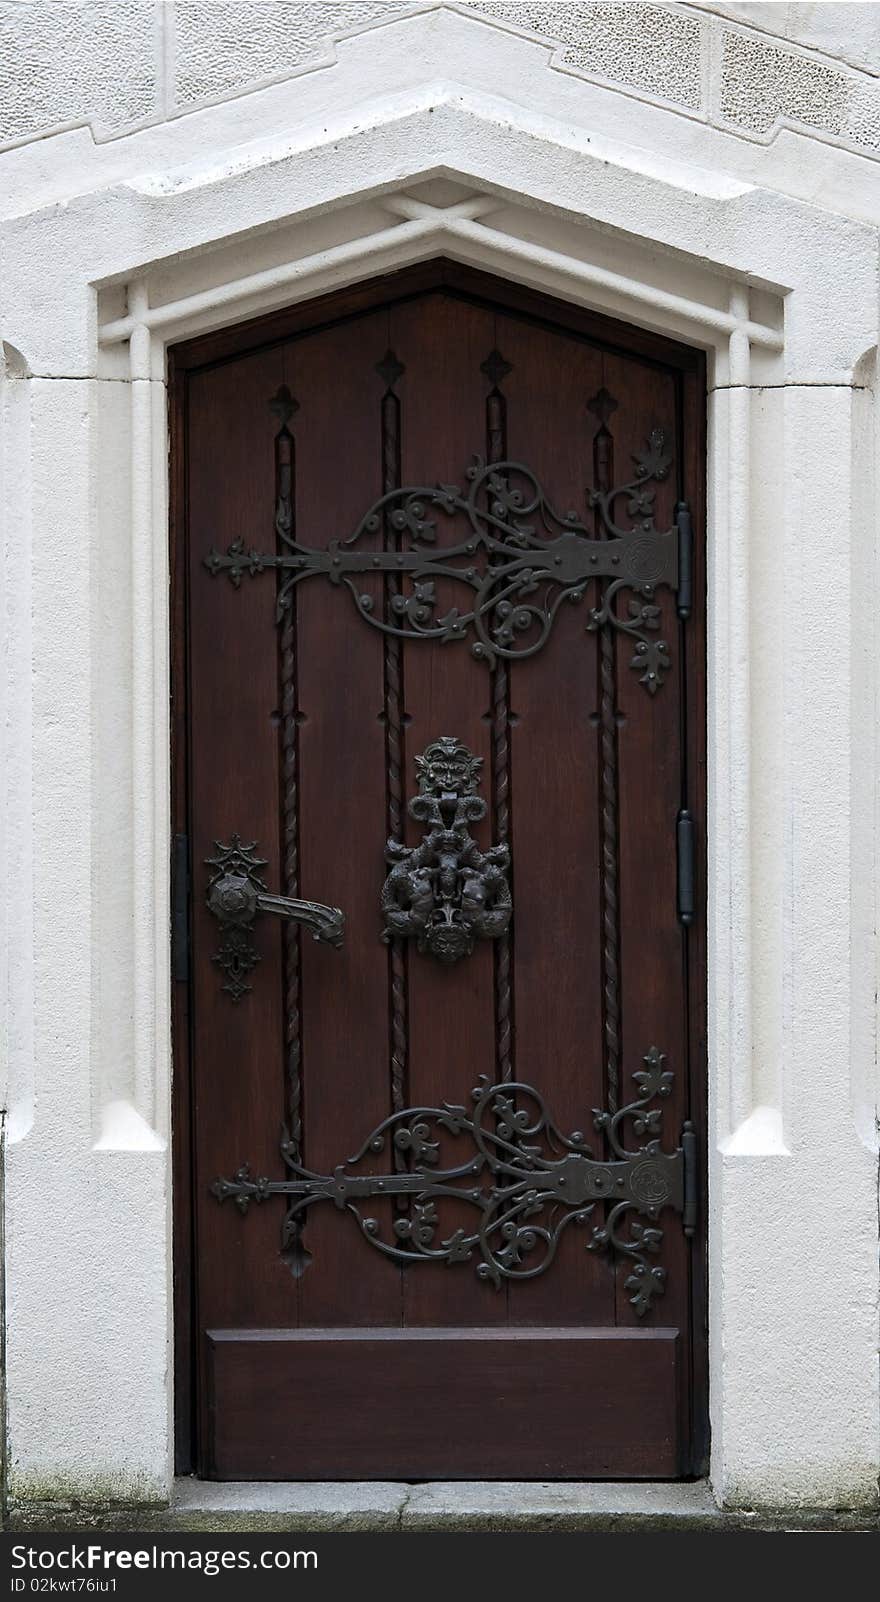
[2,89,878,1511]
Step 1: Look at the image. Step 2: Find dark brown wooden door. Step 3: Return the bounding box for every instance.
[172,264,706,1481]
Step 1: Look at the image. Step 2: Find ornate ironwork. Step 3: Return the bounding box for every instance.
[269,383,298,428]
[272,390,308,1271]
[381,737,512,965]
[212,1047,695,1315]
[206,834,344,1001]
[481,347,512,387]
[376,350,409,1137]
[376,348,405,389]
[589,385,622,1113]
[203,436,678,692]
[483,348,514,1080]
[587,386,618,429]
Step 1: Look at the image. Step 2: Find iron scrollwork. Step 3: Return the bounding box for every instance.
[204,436,679,693]
[206,834,345,1001]
[212,1047,696,1315]
[381,737,512,964]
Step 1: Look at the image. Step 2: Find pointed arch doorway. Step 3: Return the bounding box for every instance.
[170,260,707,1479]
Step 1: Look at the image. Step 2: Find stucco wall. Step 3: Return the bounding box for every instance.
[1,1,879,163]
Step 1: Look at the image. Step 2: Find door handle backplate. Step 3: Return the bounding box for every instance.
[206,834,344,1001]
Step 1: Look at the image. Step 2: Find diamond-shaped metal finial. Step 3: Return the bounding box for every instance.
[587,386,618,429]
[481,348,512,388]
[269,385,298,428]
[376,349,405,389]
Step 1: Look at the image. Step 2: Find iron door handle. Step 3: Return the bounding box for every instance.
[209,876,345,946]
[205,834,344,1001]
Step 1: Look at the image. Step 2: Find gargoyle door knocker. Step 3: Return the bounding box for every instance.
[381,737,512,964]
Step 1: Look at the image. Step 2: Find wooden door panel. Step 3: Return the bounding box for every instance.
[390,294,503,1331]
[188,347,293,1341]
[495,312,610,1329]
[602,353,690,1332]
[289,311,401,1328]
[206,1328,681,1479]
[175,267,705,1479]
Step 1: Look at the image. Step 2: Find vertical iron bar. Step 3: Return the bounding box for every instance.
[377,351,408,1151]
[589,388,621,1115]
[272,384,308,1274]
[487,381,513,1083]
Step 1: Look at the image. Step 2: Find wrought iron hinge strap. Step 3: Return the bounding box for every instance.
[203,436,681,693]
[172,832,190,983]
[675,500,693,621]
[212,1047,695,1316]
[676,808,696,927]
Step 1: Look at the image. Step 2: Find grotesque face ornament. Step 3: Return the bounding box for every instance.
[415,736,483,800]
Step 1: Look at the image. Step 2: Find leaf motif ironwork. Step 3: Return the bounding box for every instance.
[204,442,678,692]
[211,1047,691,1314]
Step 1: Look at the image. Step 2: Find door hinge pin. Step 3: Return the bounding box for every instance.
[172,832,190,983]
[676,807,695,926]
[675,500,693,621]
[682,1120,698,1236]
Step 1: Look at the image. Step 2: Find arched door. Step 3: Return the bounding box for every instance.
[171,262,706,1479]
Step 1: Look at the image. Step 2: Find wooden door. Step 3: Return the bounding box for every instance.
[171,263,706,1481]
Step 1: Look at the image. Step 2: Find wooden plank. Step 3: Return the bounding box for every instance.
[188,349,292,1321]
[286,309,401,1328]
[494,310,611,1327]
[390,292,504,1330]
[206,1327,681,1479]
[600,352,690,1356]
[187,348,296,1468]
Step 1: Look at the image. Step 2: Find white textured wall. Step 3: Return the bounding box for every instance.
[693,3,880,75]
[0,1,879,161]
[0,0,878,1517]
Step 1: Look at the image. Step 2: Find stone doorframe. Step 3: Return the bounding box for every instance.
[1,11,878,1512]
